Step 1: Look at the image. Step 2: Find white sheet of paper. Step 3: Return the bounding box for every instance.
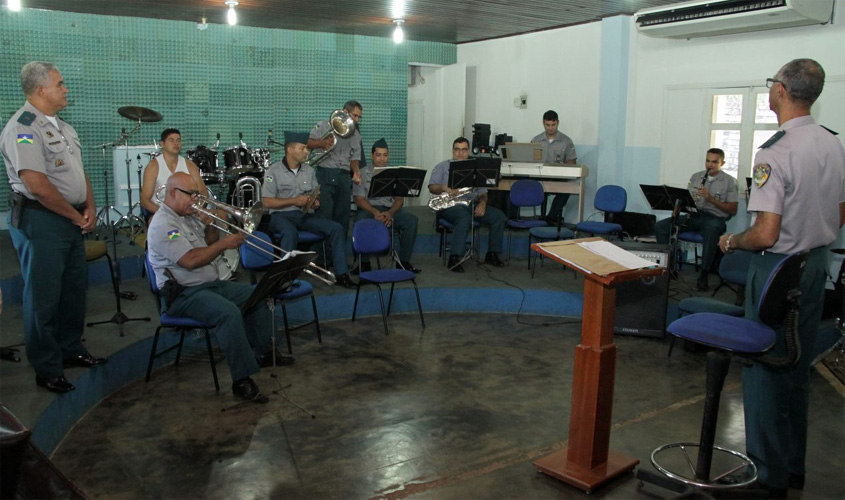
[578,240,657,270]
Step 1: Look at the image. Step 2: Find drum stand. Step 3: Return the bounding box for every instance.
[95,145,124,234]
[114,143,146,239]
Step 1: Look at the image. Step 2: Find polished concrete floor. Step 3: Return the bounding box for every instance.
[1,222,844,499]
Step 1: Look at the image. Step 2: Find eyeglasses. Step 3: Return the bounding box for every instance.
[766,78,785,89]
[174,187,200,198]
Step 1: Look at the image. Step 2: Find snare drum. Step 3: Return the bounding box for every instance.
[223,146,257,175]
[187,145,221,184]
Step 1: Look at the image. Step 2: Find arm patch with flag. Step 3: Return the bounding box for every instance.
[16,134,33,144]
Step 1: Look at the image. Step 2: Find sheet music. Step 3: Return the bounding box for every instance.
[578,240,656,270]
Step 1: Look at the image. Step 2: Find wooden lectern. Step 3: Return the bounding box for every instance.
[531,237,665,493]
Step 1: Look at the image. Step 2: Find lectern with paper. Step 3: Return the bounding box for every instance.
[531,237,665,493]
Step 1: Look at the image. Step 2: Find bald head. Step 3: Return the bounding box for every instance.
[165,172,199,215]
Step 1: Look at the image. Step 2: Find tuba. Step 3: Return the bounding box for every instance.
[307,109,356,166]
[154,186,336,285]
[428,187,474,211]
[232,175,262,209]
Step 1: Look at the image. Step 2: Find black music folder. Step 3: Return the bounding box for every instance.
[448,157,502,189]
[240,252,316,313]
[368,166,427,198]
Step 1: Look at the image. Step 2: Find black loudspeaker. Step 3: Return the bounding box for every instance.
[614,242,670,338]
[471,123,491,154]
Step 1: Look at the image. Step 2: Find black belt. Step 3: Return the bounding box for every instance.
[20,195,86,214]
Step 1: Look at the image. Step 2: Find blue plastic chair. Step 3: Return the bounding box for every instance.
[527,225,576,278]
[678,230,705,271]
[505,179,548,266]
[640,251,809,492]
[144,254,220,391]
[575,185,626,238]
[239,231,321,354]
[351,219,425,335]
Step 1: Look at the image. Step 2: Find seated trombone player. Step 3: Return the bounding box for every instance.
[147,172,292,404]
[262,131,357,289]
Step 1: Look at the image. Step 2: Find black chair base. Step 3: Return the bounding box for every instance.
[277,295,322,355]
[145,326,220,392]
[352,280,425,335]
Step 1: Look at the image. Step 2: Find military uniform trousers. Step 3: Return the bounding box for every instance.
[439,204,505,257]
[656,211,727,273]
[315,167,353,236]
[268,210,349,275]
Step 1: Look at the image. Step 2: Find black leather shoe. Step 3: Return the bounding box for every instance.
[35,375,75,393]
[257,350,295,368]
[484,252,505,268]
[231,377,269,403]
[63,353,108,368]
[398,261,421,273]
[335,273,357,289]
[351,262,371,276]
[447,256,464,273]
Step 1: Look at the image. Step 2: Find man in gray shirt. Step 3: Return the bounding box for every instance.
[531,110,576,223]
[718,58,845,497]
[148,172,291,404]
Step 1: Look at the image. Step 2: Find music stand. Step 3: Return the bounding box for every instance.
[368,166,427,267]
[640,184,698,276]
[446,158,502,269]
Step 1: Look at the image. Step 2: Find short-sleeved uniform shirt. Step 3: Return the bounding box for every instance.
[261,157,319,214]
[147,203,218,288]
[353,163,393,208]
[428,159,486,202]
[748,115,845,254]
[687,170,739,219]
[1,100,87,204]
[530,131,577,164]
[308,120,361,170]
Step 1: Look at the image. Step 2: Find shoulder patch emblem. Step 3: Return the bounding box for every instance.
[16,134,33,145]
[753,164,771,188]
[167,229,181,240]
[759,130,785,149]
[265,175,273,183]
[17,111,36,126]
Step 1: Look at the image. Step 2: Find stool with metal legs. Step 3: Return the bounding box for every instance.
[637,251,809,497]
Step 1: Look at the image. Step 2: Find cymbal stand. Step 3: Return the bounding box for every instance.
[95,144,124,234]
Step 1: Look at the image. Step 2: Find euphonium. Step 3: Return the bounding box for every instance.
[307,109,355,166]
[428,187,474,211]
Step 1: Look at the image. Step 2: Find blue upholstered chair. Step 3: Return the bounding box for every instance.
[575,185,626,238]
[639,251,809,494]
[144,254,220,391]
[297,230,326,257]
[712,248,753,305]
[678,230,704,272]
[351,219,425,335]
[505,179,548,267]
[238,231,321,354]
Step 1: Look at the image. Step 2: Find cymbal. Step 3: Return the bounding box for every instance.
[118,106,163,123]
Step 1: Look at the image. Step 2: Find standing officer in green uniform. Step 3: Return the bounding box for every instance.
[1,62,105,393]
[718,58,845,497]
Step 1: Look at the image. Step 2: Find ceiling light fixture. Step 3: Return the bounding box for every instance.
[391,0,405,19]
[393,19,405,44]
[225,0,238,26]
[8,0,22,12]
[197,16,208,30]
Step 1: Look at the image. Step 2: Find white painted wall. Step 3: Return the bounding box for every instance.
[458,22,602,148]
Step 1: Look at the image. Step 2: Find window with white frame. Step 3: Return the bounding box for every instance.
[708,87,778,180]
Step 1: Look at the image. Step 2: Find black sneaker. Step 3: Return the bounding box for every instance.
[335,273,357,289]
[484,252,505,268]
[231,377,269,403]
[447,255,464,273]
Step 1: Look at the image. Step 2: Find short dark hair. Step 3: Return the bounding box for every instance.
[372,144,388,153]
[161,128,180,141]
[452,137,470,148]
[343,100,362,112]
[542,110,559,122]
[706,147,725,160]
[775,58,825,108]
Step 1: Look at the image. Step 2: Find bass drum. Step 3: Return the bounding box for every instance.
[187,145,221,184]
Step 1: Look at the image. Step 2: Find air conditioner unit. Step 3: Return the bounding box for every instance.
[635,0,834,39]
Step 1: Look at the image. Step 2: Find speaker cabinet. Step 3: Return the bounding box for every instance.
[614,242,670,338]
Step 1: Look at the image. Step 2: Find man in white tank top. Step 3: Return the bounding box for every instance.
[140,128,208,219]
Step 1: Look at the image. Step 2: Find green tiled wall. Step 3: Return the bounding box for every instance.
[0,9,456,210]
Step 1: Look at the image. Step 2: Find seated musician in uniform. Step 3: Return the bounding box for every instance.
[429,137,506,273]
[140,128,209,220]
[531,110,577,224]
[352,138,420,273]
[147,172,292,404]
[261,132,357,289]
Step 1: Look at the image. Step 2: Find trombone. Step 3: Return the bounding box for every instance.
[307,109,356,166]
[155,185,336,285]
